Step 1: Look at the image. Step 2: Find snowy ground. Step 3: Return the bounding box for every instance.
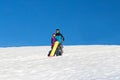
[0,45,120,80]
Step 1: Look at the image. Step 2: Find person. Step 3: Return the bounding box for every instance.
[51,33,57,49]
[55,29,64,54]
[48,33,57,56]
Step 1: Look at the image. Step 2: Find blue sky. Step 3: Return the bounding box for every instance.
[0,0,120,47]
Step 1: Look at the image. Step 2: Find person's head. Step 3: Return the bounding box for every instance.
[56,29,60,33]
[52,33,56,37]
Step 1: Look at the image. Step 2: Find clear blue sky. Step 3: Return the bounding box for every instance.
[0,0,120,47]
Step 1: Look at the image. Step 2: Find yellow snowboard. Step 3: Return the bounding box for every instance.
[50,41,59,57]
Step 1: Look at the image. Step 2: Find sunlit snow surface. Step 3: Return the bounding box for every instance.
[0,45,120,80]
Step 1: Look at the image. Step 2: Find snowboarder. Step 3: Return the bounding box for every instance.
[48,33,57,56]
[55,29,65,55]
[51,33,57,49]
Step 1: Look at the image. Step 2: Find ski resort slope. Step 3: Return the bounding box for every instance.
[0,45,120,80]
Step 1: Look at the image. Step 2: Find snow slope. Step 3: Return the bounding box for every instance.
[0,45,120,80]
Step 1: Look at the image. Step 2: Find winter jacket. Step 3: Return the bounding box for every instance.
[55,33,64,43]
[51,37,57,46]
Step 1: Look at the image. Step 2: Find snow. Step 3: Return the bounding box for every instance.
[0,45,120,80]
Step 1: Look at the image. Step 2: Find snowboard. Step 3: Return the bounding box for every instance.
[50,41,59,57]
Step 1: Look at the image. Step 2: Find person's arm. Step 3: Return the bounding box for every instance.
[51,38,53,44]
[61,34,65,42]
[55,38,57,42]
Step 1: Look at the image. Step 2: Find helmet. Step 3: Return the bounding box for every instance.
[56,29,60,31]
[56,29,60,33]
[52,33,56,36]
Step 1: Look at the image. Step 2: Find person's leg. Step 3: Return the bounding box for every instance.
[55,47,59,56]
[48,50,51,56]
[51,45,53,50]
[60,43,63,55]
